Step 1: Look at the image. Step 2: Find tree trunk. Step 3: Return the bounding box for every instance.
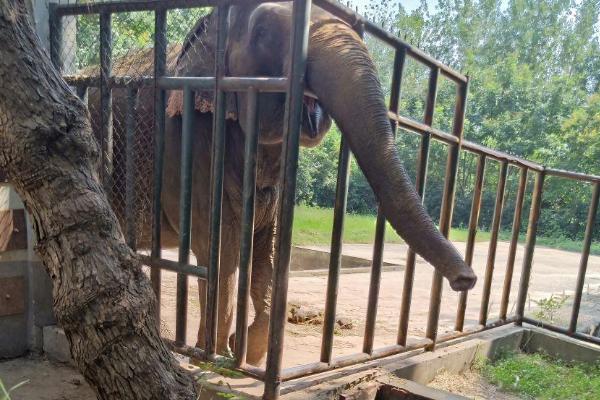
[0,1,197,398]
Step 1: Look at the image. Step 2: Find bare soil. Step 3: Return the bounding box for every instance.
[153,240,600,368]
[428,369,521,400]
[0,356,95,400]
[2,241,596,398]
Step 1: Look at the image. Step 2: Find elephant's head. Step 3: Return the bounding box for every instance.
[166,3,477,291]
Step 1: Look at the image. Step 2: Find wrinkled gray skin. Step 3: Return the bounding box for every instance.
[98,3,476,366]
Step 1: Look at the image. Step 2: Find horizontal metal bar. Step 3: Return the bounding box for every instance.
[140,255,207,278]
[163,339,266,381]
[388,112,459,145]
[387,111,548,174]
[461,141,543,171]
[55,0,288,16]
[313,0,467,84]
[61,80,600,187]
[64,75,153,88]
[158,76,288,92]
[522,317,600,346]
[281,317,515,382]
[281,339,432,382]
[545,168,600,183]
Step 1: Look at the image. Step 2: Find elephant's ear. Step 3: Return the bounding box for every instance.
[166,11,238,120]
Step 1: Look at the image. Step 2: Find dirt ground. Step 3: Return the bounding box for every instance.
[154,240,600,368]
[428,369,521,400]
[2,240,596,400]
[0,356,95,400]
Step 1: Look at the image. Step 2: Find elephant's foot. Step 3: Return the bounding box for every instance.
[226,316,269,366]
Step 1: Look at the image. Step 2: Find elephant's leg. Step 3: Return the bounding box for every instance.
[194,236,238,356]
[245,225,275,366]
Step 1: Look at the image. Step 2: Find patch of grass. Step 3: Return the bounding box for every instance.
[482,352,600,399]
[292,205,490,246]
[292,205,600,256]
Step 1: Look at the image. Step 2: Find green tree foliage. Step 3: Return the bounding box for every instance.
[298,0,600,241]
[69,2,599,241]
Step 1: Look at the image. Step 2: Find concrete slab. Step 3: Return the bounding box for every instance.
[522,326,600,364]
[43,325,73,365]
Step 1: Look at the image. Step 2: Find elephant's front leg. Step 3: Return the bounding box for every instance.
[245,224,275,366]
[195,234,239,356]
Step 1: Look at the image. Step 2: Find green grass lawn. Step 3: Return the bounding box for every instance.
[482,352,600,399]
[292,205,600,255]
[292,205,490,246]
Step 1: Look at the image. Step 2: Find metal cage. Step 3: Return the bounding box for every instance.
[48,1,600,399]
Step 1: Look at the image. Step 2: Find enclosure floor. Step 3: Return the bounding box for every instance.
[0,356,95,400]
[428,368,520,399]
[153,240,600,369]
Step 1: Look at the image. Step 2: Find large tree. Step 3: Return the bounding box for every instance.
[0,1,197,398]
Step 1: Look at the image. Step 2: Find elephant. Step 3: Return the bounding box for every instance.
[89,2,477,366]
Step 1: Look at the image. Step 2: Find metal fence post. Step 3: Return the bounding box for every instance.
[499,166,528,321]
[125,87,138,250]
[321,139,351,362]
[425,77,468,350]
[479,161,508,325]
[175,87,196,346]
[569,182,599,333]
[363,47,406,354]
[455,153,486,331]
[151,7,168,317]
[397,65,436,347]
[100,11,113,197]
[48,3,62,71]
[234,88,260,367]
[264,0,311,398]
[516,170,546,325]
[205,4,231,361]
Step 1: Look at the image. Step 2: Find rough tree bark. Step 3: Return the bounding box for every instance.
[0,1,197,398]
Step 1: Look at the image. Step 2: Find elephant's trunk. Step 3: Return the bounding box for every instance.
[306,23,476,291]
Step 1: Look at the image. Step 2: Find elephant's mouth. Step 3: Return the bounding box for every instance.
[302,94,328,138]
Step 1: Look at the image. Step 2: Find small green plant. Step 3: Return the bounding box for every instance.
[483,353,600,399]
[533,293,569,322]
[0,378,29,400]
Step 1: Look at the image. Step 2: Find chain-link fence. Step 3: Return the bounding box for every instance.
[49,1,210,248]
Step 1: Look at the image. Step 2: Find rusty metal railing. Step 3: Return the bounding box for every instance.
[49,1,600,399]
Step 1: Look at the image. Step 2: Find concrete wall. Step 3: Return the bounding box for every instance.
[0,184,55,358]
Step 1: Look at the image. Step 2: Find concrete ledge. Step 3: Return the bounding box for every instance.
[290,246,397,271]
[43,325,73,365]
[522,325,600,363]
[388,325,525,384]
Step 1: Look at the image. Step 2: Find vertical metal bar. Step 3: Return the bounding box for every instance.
[100,11,113,196]
[205,5,230,360]
[479,161,508,325]
[425,77,468,350]
[569,182,599,333]
[264,0,311,398]
[321,139,350,362]
[234,88,260,367]
[125,87,138,251]
[48,3,62,71]
[363,48,406,354]
[455,154,486,331]
[516,170,546,325]
[151,7,167,313]
[499,167,528,320]
[175,87,195,346]
[398,67,438,347]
